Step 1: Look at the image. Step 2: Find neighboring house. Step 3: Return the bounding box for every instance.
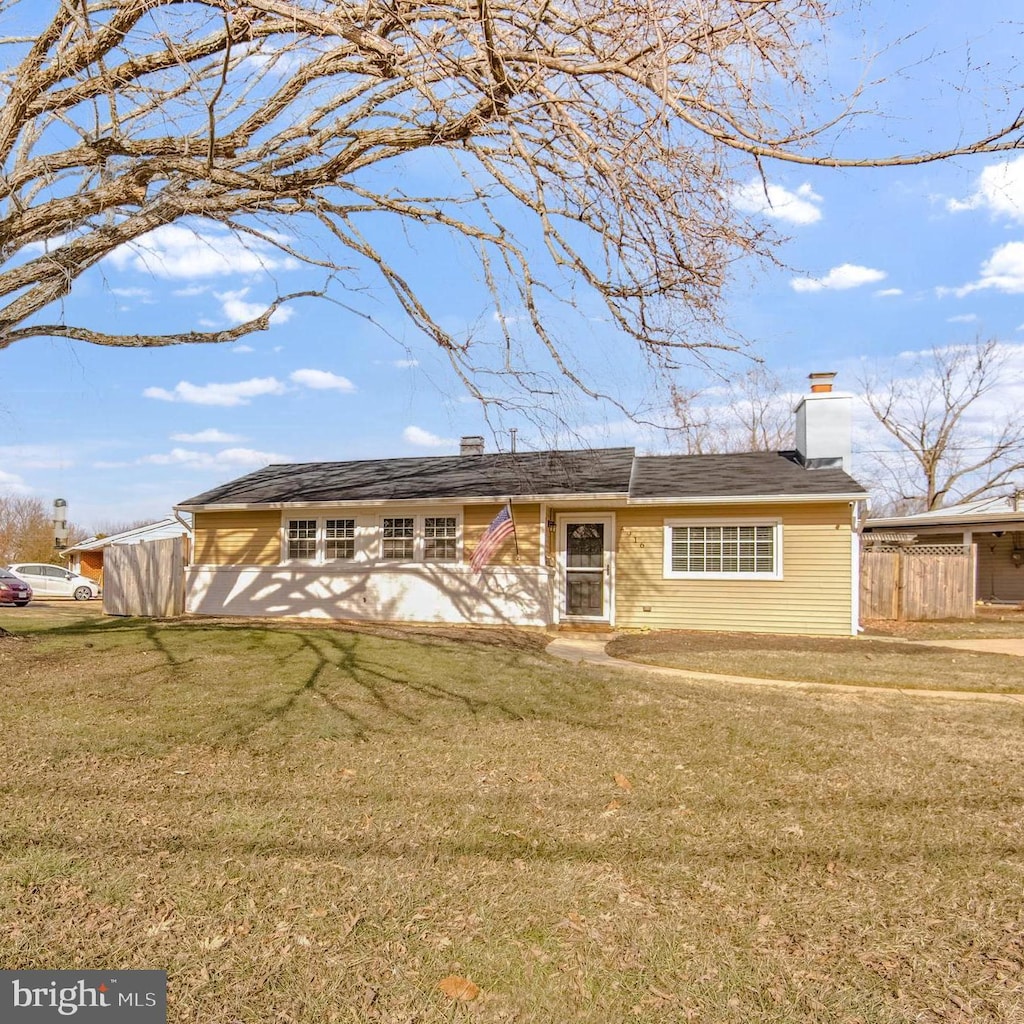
[62,517,191,587]
[176,376,867,635]
[863,495,1024,604]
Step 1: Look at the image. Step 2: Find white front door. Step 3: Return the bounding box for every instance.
[557,515,615,623]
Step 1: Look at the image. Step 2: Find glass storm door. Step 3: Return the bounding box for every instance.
[564,522,606,617]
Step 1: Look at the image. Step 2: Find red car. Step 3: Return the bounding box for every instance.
[0,568,32,606]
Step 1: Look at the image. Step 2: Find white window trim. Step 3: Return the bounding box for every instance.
[281,511,463,566]
[379,512,462,564]
[283,515,357,565]
[662,517,783,581]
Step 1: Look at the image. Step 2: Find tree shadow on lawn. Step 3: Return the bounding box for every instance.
[17,615,615,749]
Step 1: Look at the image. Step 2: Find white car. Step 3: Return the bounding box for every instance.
[7,563,101,601]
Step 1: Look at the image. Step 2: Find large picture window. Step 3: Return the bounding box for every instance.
[663,520,781,579]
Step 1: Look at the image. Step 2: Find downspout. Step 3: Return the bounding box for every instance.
[173,510,194,566]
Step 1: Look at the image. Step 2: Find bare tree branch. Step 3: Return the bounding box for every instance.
[670,366,795,454]
[859,339,1024,512]
[0,0,1018,408]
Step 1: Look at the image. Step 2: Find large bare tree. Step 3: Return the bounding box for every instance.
[0,1,1021,404]
[860,339,1024,513]
[0,495,85,563]
[671,366,795,454]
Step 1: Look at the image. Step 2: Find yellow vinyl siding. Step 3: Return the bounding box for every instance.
[194,510,281,566]
[615,502,853,635]
[464,503,541,566]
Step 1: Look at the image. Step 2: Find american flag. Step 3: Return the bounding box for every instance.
[470,505,516,572]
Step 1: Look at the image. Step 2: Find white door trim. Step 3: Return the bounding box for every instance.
[555,513,616,625]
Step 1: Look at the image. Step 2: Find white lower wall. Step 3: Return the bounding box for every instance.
[186,564,554,626]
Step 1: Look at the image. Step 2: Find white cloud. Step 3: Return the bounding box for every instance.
[107,224,299,280]
[948,241,1024,297]
[947,313,979,324]
[0,444,71,470]
[492,310,526,326]
[947,155,1024,222]
[791,264,887,293]
[875,287,903,298]
[393,358,419,368]
[143,377,287,407]
[732,180,823,225]
[172,285,209,297]
[140,447,287,470]
[216,287,293,326]
[403,425,454,448]
[0,469,30,494]
[242,48,305,77]
[111,286,151,298]
[170,429,245,443]
[290,368,356,392]
[232,344,255,354]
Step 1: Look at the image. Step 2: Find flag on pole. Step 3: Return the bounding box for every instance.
[470,505,516,572]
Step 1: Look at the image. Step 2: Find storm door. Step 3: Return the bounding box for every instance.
[561,518,613,620]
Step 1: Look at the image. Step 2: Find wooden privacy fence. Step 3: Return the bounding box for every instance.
[103,536,187,617]
[860,544,974,621]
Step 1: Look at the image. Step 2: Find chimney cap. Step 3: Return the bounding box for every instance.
[808,371,837,394]
[459,435,485,456]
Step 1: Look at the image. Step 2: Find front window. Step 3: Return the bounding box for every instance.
[324,519,355,560]
[424,517,457,562]
[283,514,462,563]
[664,521,781,579]
[382,517,415,560]
[287,519,318,560]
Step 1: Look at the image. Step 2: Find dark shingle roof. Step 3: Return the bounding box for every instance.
[178,447,867,508]
[179,447,637,506]
[630,451,867,499]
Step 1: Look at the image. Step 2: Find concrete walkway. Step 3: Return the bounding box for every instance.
[545,636,1024,704]
[906,637,1024,657]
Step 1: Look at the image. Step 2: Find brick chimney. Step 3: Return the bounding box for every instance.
[794,372,852,472]
[459,435,484,456]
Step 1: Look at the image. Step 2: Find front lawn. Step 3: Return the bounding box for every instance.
[607,630,1024,693]
[2,610,1023,1022]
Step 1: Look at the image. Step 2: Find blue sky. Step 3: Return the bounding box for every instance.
[2,1,1024,528]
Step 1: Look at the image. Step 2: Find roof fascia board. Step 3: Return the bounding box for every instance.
[177,492,631,513]
[627,492,867,505]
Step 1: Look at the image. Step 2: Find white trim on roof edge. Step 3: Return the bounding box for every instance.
[179,491,864,513]
[177,492,632,512]
[625,492,866,506]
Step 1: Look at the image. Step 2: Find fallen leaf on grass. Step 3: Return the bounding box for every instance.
[437,975,480,1001]
[613,773,633,792]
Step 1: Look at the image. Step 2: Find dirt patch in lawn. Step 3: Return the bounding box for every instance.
[607,629,1024,692]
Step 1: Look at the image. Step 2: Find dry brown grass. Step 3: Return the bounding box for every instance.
[864,605,1024,640]
[607,630,1024,693]
[1,608,1023,1022]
